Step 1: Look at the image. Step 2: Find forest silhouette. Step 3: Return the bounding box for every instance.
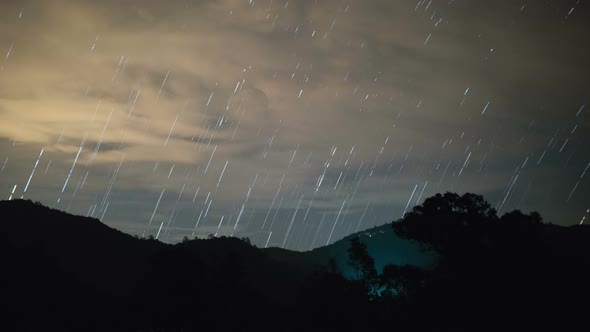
[1,192,589,331]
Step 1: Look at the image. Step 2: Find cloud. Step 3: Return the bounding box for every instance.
[1,0,589,247]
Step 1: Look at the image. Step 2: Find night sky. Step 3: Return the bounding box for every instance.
[0,0,589,250]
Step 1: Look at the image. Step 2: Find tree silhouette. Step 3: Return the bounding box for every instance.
[393,192,498,255]
[347,236,377,282]
[4,197,590,330]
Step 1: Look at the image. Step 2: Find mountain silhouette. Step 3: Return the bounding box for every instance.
[0,199,385,330]
[3,197,590,331]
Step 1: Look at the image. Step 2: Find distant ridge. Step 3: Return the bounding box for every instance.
[0,199,436,279]
[0,199,163,295]
[264,222,437,278]
[3,198,590,330]
[0,199,314,328]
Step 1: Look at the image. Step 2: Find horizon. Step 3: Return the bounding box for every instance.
[1,0,589,250]
[0,189,580,252]
[1,197,399,248]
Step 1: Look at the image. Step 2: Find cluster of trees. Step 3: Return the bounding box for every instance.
[344,192,589,330]
[2,193,588,330]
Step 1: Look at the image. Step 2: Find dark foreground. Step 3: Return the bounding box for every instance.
[1,193,589,331]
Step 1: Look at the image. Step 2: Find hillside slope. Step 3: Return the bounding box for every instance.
[265,222,437,278]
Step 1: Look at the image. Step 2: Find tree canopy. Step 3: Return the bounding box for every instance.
[393,192,498,254]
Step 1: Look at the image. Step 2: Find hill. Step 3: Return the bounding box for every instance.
[264,222,437,278]
[3,196,590,331]
[0,199,383,330]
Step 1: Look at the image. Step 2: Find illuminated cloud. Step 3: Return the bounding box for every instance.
[0,0,588,247]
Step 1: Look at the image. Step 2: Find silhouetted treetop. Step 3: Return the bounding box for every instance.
[410,192,497,221]
[347,236,377,282]
[393,192,498,254]
[2,196,589,331]
[392,192,554,261]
